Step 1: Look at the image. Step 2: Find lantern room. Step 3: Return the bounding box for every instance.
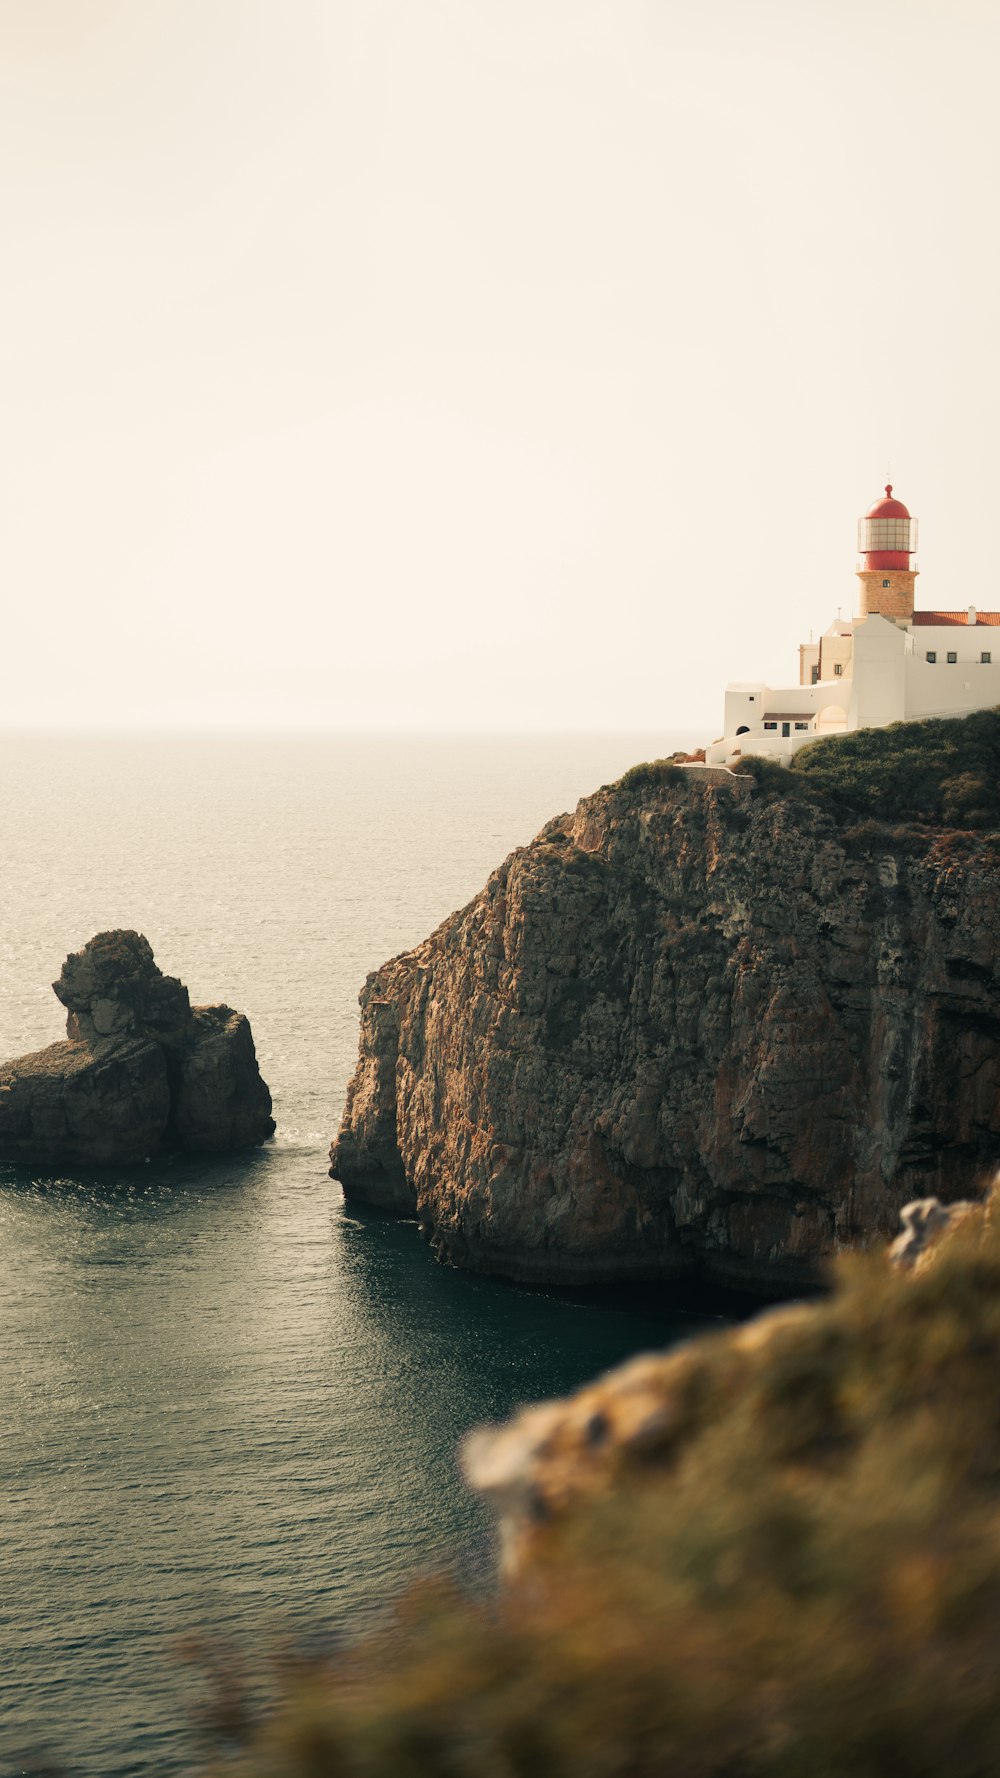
[857,486,918,570]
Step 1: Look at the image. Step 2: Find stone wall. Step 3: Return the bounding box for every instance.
[856,567,916,620]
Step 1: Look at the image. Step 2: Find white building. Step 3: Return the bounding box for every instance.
[706,487,1000,765]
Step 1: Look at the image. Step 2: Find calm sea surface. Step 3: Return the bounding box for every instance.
[0,732,724,1777]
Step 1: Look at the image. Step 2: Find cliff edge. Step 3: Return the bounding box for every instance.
[0,931,275,1166]
[331,755,1000,1292]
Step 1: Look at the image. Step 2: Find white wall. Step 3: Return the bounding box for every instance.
[908,625,998,666]
[723,683,768,736]
[849,616,906,731]
[904,656,1000,719]
[730,729,814,762]
[713,670,853,767]
[723,680,845,736]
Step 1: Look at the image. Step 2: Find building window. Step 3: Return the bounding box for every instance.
[947,651,957,664]
[926,651,937,663]
[810,666,819,684]
[834,663,843,676]
[795,722,809,730]
[764,722,777,731]
[982,652,992,664]
[882,579,890,588]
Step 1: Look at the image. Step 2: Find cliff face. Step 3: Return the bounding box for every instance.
[0,931,275,1166]
[330,765,1000,1292]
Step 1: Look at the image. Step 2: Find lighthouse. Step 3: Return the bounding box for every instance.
[855,485,918,621]
[705,481,1000,768]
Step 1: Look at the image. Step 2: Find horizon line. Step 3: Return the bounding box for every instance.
[0,722,712,740]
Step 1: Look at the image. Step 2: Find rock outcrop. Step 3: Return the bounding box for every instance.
[331,763,1000,1293]
[0,931,274,1166]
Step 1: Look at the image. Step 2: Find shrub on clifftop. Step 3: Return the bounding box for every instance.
[612,758,682,794]
[790,705,1000,826]
[202,1194,1000,1778]
[612,709,1000,828]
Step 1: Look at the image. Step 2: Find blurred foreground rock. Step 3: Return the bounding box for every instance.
[0,931,274,1166]
[889,1193,978,1269]
[200,1191,1000,1778]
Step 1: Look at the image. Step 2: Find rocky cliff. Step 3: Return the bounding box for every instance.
[330,762,1000,1292]
[0,931,274,1166]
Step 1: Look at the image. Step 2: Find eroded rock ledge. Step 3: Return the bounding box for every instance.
[0,930,274,1166]
[330,764,1000,1293]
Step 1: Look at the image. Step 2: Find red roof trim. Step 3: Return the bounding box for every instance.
[911,611,1000,627]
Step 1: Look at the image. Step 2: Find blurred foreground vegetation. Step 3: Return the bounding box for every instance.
[196,1193,1000,1778]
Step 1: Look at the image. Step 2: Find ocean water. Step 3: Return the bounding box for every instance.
[0,731,724,1777]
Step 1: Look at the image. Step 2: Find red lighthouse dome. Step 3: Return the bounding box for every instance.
[858,485,917,571]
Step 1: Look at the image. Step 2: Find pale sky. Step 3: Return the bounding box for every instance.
[2,0,998,732]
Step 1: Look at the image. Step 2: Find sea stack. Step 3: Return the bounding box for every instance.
[0,931,275,1166]
[331,758,1000,1295]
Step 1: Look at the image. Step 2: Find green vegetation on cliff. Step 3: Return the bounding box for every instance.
[611,711,1000,828]
[790,706,1000,826]
[614,757,682,793]
[201,1198,1000,1778]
